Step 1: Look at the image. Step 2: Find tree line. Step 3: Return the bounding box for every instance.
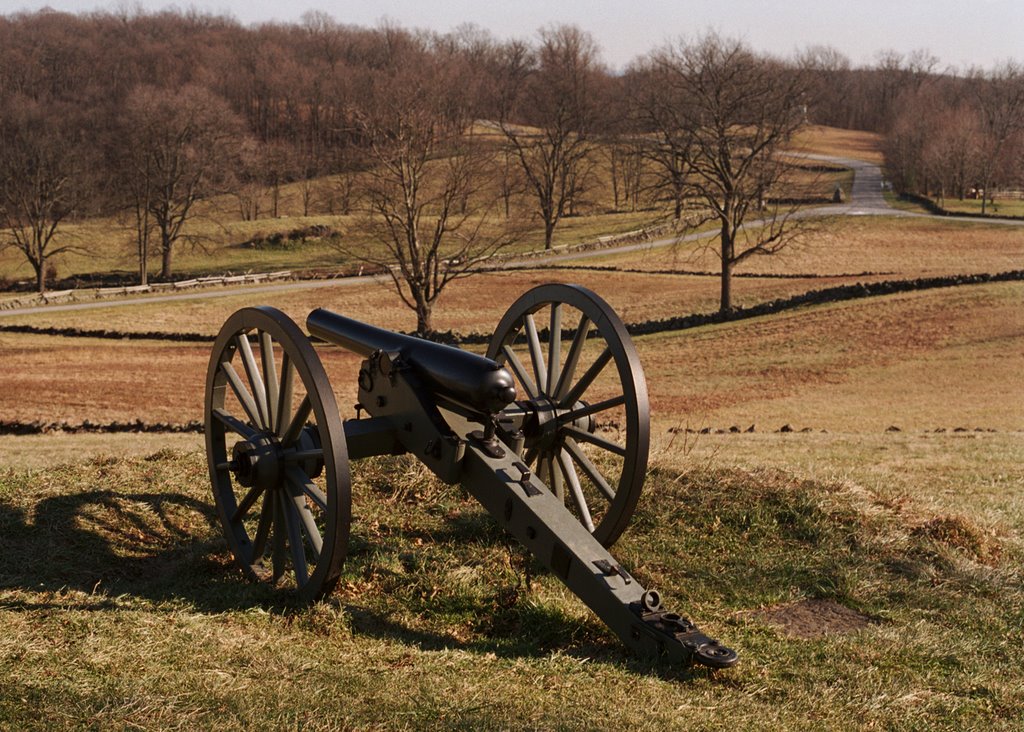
[1,9,1020,328]
[884,60,1024,211]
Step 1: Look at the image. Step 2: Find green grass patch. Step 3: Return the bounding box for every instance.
[1,450,1021,728]
[936,197,1024,218]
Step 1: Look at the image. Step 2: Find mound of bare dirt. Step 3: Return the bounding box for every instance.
[756,599,872,639]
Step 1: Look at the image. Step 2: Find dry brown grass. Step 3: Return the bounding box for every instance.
[0,269,868,336]
[0,432,202,470]
[4,281,1020,436]
[591,215,1024,278]
[0,333,367,425]
[791,125,885,164]
[639,280,1024,432]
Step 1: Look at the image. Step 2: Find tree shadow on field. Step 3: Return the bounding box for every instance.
[0,488,269,612]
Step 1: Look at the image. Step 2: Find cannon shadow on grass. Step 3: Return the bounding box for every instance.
[0,486,705,678]
[0,489,259,612]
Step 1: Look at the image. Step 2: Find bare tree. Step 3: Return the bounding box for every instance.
[497,26,603,249]
[339,51,514,335]
[120,84,242,280]
[605,142,644,212]
[627,59,698,221]
[923,104,983,203]
[0,97,85,294]
[653,35,810,312]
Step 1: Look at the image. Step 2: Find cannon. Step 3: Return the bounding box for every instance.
[204,283,737,669]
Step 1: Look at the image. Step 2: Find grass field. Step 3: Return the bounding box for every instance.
[589,215,1024,279]
[3,280,1021,433]
[790,125,885,165]
[0,443,1020,729]
[0,127,863,288]
[933,197,1024,218]
[2,125,1024,729]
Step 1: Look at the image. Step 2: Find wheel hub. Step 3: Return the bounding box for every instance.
[231,435,282,491]
[520,397,595,452]
[230,425,324,490]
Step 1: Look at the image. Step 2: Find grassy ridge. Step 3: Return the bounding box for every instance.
[1,450,1021,729]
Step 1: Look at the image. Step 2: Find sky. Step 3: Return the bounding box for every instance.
[1,0,1021,72]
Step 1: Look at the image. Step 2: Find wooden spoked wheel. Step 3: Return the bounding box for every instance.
[205,306,350,601]
[487,284,650,548]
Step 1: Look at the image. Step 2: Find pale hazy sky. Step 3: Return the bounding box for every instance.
[2,0,1021,72]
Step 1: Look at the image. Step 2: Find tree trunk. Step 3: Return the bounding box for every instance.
[719,260,733,313]
[719,222,734,313]
[138,229,149,286]
[161,240,173,280]
[415,301,433,337]
[35,262,45,296]
[544,220,555,250]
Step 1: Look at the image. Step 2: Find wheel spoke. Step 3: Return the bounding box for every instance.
[237,334,269,428]
[250,491,274,561]
[560,347,612,408]
[287,484,323,561]
[280,395,312,447]
[501,345,539,399]
[260,331,280,433]
[231,483,265,524]
[279,490,309,586]
[553,314,590,401]
[550,452,565,502]
[547,303,562,395]
[275,353,293,435]
[558,395,627,424]
[562,425,627,457]
[523,314,547,392]
[536,452,550,487]
[557,450,595,532]
[212,408,258,441]
[272,493,287,581]
[286,466,328,512]
[222,361,264,429]
[564,437,617,502]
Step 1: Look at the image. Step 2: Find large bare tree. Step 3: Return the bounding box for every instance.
[340,45,514,335]
[0,97,85,294]
[626,59,698,221]
[497,26,602,249]
[119,84,241,281]
[652,35,811,311]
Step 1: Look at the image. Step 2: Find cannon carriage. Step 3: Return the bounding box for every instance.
[205,283,737,669]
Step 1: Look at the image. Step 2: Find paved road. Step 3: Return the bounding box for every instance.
[793,153,896,216]
[3,154,1020,319]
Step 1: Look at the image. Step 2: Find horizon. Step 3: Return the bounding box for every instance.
[0,0,1021,73]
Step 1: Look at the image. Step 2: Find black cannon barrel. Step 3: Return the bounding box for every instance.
[306,308,516,416]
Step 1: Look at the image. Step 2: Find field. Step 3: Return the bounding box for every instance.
[0,129,853,289]
[933,197,1024,219]
[2,127,1024,729]
[790,125,885,165]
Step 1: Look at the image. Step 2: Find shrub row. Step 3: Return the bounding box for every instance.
[0,419,203,435]
[5,269,1022,347]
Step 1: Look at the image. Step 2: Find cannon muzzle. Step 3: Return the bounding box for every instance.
[306,308,516,416]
